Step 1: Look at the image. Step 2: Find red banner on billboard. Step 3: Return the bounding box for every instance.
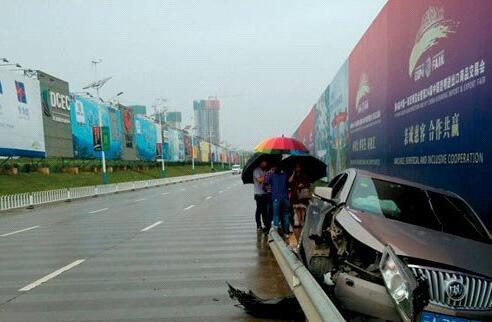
[293,107,315,154]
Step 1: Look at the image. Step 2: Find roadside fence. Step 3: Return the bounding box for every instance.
[0,172,230,212]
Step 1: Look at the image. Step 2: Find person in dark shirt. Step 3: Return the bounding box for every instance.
[268,165,291,235]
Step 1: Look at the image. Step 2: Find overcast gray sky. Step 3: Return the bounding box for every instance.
[1,0,386,150]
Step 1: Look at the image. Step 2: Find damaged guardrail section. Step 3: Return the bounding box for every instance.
[268,229,345,322]
[0,171,231,211]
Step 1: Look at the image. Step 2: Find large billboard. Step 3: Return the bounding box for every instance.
[38,71,73,158]
[327,61,349,178]
[0,71,45,157]
[293,107,315,154]
[384,0,492,226]
[120,105,137,160]
[200,141,210,162]
[134,115,157,161]
[70,96,121,160]
[295,0,492,227]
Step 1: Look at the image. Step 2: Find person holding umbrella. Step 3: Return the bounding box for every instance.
[289,163,310,227]
[268,163,291,236]
[253,160,269,231]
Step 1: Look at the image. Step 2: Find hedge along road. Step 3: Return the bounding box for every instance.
[0,174,291,322]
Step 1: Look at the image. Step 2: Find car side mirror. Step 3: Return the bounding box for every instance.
[313,187,333,201]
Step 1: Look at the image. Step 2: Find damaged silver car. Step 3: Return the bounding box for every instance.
[298,168,492,322]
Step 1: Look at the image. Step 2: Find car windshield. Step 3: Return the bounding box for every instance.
[348,176,490,243]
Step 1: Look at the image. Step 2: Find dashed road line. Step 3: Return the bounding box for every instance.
[219,190,224,194]
[19,259,85,291]
[141,221,163,232]
[183,205,195,211]
[1,226,40,237]
[134,198,147,202]
[88,208,108,214]
[180,188,186,191]
[161,192,170,196]
[205,196,213,200]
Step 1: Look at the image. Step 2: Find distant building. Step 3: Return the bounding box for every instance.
[128,105,146,117]
[193,98,220,144]
[165,111,182,129]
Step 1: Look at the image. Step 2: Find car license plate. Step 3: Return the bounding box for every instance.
[421,311,482,322]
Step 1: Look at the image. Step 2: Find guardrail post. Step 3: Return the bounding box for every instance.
[115,184,119,194]
[132,182,136,191]
[27,193,34,209]
[94,186,98,198]
[66,188,72,202]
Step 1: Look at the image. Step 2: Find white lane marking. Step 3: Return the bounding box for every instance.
[161,192,170,196]
[1,226,40,237]
[183,205,195,211]
[19,259,85,291]
[205,196,212,200]
[141,221,163,232]
[134,198,147,202]
[219,190,224,194]
[88,207,108,214]
[180,188,186,191]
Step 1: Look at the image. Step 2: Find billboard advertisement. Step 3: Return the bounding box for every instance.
[383,0,492,226]
[108,107,123,160]
[120,105,137,160]
[327,61,350,179]
[177,130,185,161]
[38,71,73,158]
[348,7,389,172]
[0,71,45,157]
[294,0,492,227]
[183,134,192,160]
[166,127,179,161]
[293,107,315,155]
[70,96,121,160]
[134,115,157,161]
[200,141,209,162]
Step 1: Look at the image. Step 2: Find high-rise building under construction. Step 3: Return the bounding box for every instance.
[193,98,220,145]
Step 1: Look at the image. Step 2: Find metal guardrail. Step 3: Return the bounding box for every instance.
[0,171,230,212]
[268,229,346,322]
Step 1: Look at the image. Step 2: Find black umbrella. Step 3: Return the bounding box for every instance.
[280,155,327,182]
[241,153,282,184]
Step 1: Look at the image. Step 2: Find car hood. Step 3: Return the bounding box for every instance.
[336,208,492,278]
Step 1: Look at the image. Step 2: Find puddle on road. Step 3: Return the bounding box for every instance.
[225,231,302,322]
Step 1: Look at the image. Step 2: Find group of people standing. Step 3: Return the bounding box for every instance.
[253,160,310,236]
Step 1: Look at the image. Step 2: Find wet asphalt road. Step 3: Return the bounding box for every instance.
[0,174,291,321]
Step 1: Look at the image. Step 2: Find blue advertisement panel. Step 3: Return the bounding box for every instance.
[70,96,121,160]
[298,0,492,227]
[327,61,349,179]
[134,115,157,161]
[166,127,179,161]
[384,0,492,227]
[313,90,329,163]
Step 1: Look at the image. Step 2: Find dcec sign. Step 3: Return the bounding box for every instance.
[49,91,70,111]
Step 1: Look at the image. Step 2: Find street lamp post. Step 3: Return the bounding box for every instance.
[151,98,168,178]
[184,123,197,174]
[92,59,108,185]
[209,132,214,170]
[159,112,167,178]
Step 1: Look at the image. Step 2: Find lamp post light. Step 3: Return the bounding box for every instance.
[151,98,168,178]
[82,59,112,184]
[184,124,197,174]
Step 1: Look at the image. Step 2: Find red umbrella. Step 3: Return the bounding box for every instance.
[254,136,309,155]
